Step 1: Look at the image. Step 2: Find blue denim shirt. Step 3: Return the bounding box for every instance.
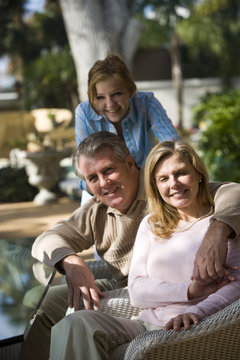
[75,91,178,190]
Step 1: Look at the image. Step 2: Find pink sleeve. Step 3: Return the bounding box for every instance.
[128,216,190,308]
[186,237,240,318]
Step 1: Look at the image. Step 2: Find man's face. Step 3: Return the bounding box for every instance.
[79,146,138,213]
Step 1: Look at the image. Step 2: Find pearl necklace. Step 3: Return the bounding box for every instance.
[175,207,214,233]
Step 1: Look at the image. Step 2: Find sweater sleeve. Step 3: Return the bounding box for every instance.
[186,237,240,318]
[128,216,190,308]
[31,201,96,269]
[211,182,240,237]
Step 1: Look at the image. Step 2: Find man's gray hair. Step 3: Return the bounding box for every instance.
[73,131,130,179]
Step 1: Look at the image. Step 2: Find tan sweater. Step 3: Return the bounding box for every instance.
[32,173,146,286]
[32,177,240,286]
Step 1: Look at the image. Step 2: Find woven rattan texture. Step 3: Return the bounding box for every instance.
[124,298,240,359]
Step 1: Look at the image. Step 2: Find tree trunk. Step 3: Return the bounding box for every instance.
[59,0,143,101]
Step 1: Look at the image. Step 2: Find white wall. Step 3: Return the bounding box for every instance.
[136,77,240,129]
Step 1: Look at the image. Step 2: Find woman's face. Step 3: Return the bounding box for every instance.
[154,153,201,216]
[93,75,131,123]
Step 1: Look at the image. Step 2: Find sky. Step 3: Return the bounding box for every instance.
[24,0,45,14]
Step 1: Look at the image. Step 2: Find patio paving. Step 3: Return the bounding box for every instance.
[0,197,94,260]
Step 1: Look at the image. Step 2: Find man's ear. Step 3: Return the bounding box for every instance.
[86,184,94,196]
[126,154,136,170]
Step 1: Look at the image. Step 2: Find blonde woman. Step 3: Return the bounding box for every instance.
[128,140,240,331]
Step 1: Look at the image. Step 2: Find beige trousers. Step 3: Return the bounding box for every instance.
[19,279,117,360]
[49,310,146,360]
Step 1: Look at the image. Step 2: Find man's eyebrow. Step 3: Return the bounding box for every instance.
[86,172,97,180]
[85,164,114,179]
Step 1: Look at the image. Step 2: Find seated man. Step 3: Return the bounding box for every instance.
[20,131,240,360]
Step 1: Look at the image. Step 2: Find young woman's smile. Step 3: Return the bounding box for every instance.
[94,75,131,123]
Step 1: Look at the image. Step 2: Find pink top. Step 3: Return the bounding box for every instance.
[128,215,240,326]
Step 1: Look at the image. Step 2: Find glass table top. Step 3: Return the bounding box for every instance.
[0,237,54,346]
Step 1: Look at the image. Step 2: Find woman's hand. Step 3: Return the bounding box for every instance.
[165,313,200,331]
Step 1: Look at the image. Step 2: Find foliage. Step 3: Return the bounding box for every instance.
[193,88,240,182]
[23,6,78,110]
[0,0,25,56]
[23,45,77,110]
[177,0,240,87]
[0,0,78,110]
[129,0,240,83]
[129,0,196,48]
[0,167,38,202]
[135,15,168,48]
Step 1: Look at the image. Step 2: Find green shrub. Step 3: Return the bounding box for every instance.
[0,167,38,203]
[193,88,240,182]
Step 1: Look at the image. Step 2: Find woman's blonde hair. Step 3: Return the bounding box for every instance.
[144,140,214,239]
[87,54,137,114]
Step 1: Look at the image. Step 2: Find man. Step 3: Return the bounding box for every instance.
[20,132,240,359]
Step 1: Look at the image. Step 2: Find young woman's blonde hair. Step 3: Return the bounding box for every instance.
[87,54,137,114]
[144,140,214,239]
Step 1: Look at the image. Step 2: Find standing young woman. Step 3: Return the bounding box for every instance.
[75,54,178,194]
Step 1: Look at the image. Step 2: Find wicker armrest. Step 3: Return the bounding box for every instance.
[66,287,141,318]
[86,259,112,280]
[124,298,240,360]
[99,287,141,319]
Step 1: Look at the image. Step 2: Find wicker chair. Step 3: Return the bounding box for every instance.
[66,260,240,359]
[123,297,240,359]
[86,259,113,280]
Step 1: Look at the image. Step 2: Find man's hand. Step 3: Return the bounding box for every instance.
[165,313,200,331]
[188,278,229,300]
[192,221,236,284]
[60,255,104,311]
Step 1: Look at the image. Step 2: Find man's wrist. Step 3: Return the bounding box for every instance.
[58,254,79,272]
[210,220,235,240]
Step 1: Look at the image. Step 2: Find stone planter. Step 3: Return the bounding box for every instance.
[11,148,72,205]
